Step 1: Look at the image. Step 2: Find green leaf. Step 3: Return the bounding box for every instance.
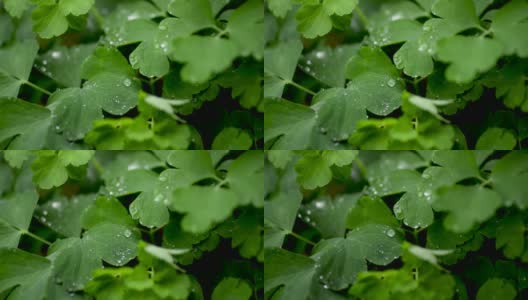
[212,127,252,150]
[476,128,516,150]
[264,100,316,150]
[212,278,252,300]
[36,44,97,88]
[264,248,316,300]
[0,98,51,145]
[431,0,479,31]
[47,88,103,141]
[312,88,367,142]
[295,154,331,189]
[345,46,404,116]
[347,195,399,230]
[31,150,94,189]
[0,191,38,247]
[3,0,31,18]
[170,36,237,84]
[264,39,303,98]
[495,212,525,259]
[476,278,516,300]
[349,243,456,300]
[81,196,136,230]
[82,73,140,116]
[32,0,95,38]
[436,36,503,84]
[264,163,302,248]
[81,46,136,80]
[226,151,264,206]
[0,39,39,97]
[83,223,140,266]
[166,150,216,182]
[490,0,528,57]
[169,186,238,233]
[432,185,502,233]
[301,44,359,88]
[47,237,103,291]
[301,194,359,238]
[226,0,263,59]
[312,224,402,290]
[431,150,480,181]
[295,0,358,38]
[267,0,293,18]
[167,0,215,31]
[37,194,96,237]
[0,248,52,300]
[295,150,357,189]
[490,152,528,209]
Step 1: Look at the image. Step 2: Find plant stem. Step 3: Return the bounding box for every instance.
[288,231,316,246]
[286,80,316,96]
[22,80,52,96]
[355,158,368,180]
[91,7,105,29]
[92,157,105,177]
[21,230,52,246]
[355,7,369,28]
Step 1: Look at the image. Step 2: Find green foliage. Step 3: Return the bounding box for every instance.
[265,150,528,299]
[0,0,263,150]
[265,0,528,150]
[0,150,263,299]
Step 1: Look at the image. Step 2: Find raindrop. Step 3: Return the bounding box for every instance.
[127,13,139,21]
[319,127,327,134]
[323,284,329,289]
[315,201,326,209]
[391,13,403,21]
[306,60,312,65]
[123,78,132,87]
[124,229,132,238]
[386,229,395,237]
[394,205,402,215]
[154,194,164,203]
[315,51,326,59]
[51,51,61,59]
[387,79,396,87]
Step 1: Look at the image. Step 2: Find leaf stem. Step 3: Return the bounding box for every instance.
[355,158,368,180]
[22,80,52,96]
[91,6,105,29]
[355,7,369,29]
[92,157,105,177]
[21,230,52,246]
[287,231,316,246]
[285,80,316,96]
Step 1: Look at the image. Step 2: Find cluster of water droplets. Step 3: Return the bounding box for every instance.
[301,50,330,79]
[107,176,126,196]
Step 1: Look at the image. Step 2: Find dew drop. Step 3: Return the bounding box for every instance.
[123,78,132,87]
[387,79,396,87]
[124,229,132,238]
[386,229,395,237]
[315,51,326,59]
[51,51,61,59]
